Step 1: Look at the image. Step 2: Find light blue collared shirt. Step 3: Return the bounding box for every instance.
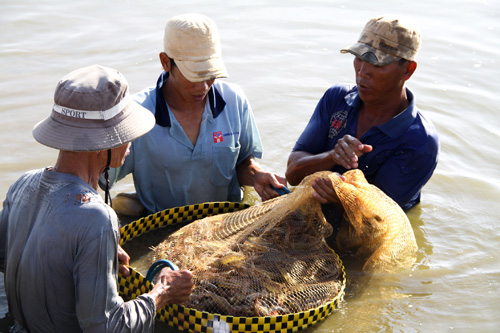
[104,73,263,213]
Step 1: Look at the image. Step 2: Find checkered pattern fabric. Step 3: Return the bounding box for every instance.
[118,201,345,332]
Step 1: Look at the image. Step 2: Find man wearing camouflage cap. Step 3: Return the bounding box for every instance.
[286,16,439,211]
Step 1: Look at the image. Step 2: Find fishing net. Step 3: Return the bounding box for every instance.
[149,169,416,317]
[151,171,343,317]
[331,169,418,271]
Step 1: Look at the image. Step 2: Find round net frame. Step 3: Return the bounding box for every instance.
[118,179,346,332]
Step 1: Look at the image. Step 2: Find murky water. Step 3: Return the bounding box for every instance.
[1,0,499,332]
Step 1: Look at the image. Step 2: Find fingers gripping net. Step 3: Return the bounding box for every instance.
[331,169,418,271]
[152,172,344,316]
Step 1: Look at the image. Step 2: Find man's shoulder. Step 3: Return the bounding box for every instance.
[396,107,439,156]
[19,168,44,181]
[61,191,118,237]
[213,80,247,98]
[324,83,356,96]
[132,86,157,112]
[6,169,44,196]
[408,94,439,143]
[18,168,44,181]
[414,111,439,146]
[315,83,357,113]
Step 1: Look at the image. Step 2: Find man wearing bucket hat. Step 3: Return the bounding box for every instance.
[102,13,286,216]
[286,16,439,211]
[0,65,194,332]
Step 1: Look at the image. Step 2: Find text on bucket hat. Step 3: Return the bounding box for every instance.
[32,65,155,152]
[340,16,421,66]
[163,13,228,82]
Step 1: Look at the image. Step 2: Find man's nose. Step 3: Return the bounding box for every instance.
[194,81,209,91]
[357,61,371,77]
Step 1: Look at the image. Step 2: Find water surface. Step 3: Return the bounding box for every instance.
[1,0,499,332]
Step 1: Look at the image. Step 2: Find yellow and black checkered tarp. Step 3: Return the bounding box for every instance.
[119,202,249,245]
[118,201,345,333]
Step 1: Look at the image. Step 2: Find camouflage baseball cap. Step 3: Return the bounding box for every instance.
[341,16,421,66]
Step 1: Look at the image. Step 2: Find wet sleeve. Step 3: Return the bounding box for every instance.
[75,218,155,332]
[0,182,15,273]
[292,89,335,154]
[0,200,9,272]
[236,90,263,164]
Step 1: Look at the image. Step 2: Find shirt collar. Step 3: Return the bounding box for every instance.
[154,71,226,127]
[345,86,417,138]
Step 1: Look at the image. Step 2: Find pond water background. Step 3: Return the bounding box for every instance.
[1,0,499,332]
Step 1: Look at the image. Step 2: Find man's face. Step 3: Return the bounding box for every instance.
[110,142,132,168]
[168,63,215,104]
[353,57,409,104]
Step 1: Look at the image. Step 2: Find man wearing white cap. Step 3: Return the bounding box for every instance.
[286,16,439,211]
[0,65,193,332]
[104,13,286,215]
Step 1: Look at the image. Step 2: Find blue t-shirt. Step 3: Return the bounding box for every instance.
[293,84,439,210]
[105,72,263,213]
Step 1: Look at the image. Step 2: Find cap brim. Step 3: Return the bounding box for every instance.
[175,57,228,83]
[32,101,155,152]
[341,42,399,66]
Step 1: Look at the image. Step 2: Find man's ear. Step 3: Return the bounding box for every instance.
[404,61,417,81]
[159,52,171,72]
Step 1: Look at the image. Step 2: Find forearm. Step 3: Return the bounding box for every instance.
[78,235,156,332]
[147,267,194,309]
[236,155,287,201]
[236,155,261,187]
[286,150,337,186]
[148,282,168,310]
[89,294,156,333]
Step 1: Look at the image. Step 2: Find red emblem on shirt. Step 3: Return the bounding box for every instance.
[331,118,343,130]
[328,110,349,138]
[213,131,223,143]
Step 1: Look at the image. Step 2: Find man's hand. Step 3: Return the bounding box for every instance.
[311,174,345,205]
[236,155,287,201]
[286,136,371,186]
[253,171,287,201]
[117,245,130,277]
[331,135,372,169]
[149,268,194,309]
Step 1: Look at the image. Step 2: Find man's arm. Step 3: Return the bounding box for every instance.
[286,150,337,186]
[310,174,345,214]
[149,267,194,309]
[76,227,193,332]
[117,246,193,307]
[286,135,372,186]
[117,245,130,276]
[0,204,8,273]
[236,155,286,201]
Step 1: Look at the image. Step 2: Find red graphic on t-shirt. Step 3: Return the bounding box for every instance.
[328,110,349,138]
[213,131,223,143]
[331,118,343,130]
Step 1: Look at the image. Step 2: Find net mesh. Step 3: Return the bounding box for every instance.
[151,169,416,316]
[331,169,418,270]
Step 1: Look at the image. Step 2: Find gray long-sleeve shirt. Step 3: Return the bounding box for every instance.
[0,168,156,332]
